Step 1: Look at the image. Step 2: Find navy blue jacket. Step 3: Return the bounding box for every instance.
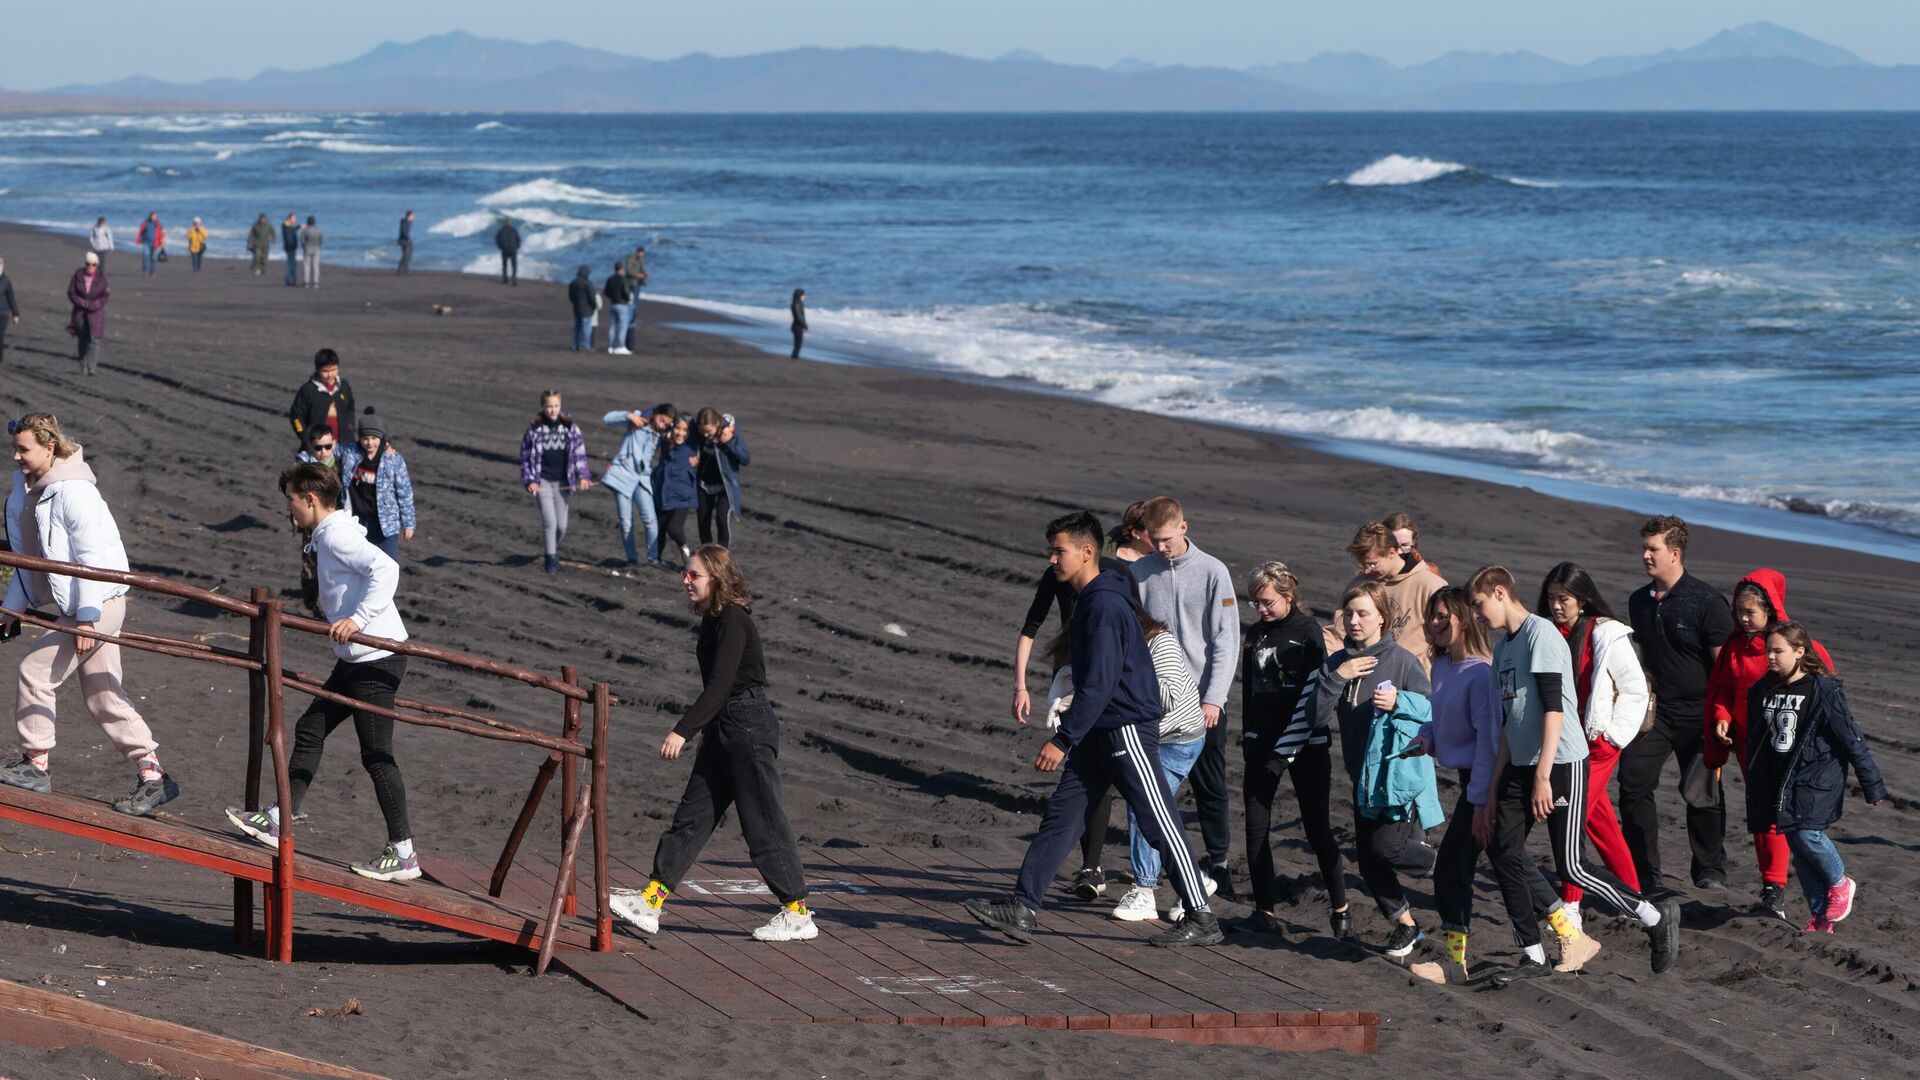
[1745,674,1887,833]
[652,441,698,512]
[1050,569,1161,752]
[280,221,299,253]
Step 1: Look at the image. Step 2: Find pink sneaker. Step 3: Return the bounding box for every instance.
[1825,877,1857,924]
[1802,916,1833,934]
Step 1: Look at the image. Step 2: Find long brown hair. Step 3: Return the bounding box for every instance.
[1767,621,1831,679]
[1427,586,1491,662]
[688,544,752,617]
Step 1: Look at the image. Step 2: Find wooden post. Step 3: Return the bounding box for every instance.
[263,601,295,963]
[489,753,560,898]
[235,586,267,949]
[559,666,580,917]
[590,681,612,952]
[536,784,593,978]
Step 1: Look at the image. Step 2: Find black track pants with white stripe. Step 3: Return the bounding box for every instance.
[1487,760,1646,948]
[1015,722,1211,916]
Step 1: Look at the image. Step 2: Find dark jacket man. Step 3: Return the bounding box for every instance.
[288,372,356,450]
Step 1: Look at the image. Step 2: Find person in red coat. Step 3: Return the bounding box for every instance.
[1704,568,1833,919]
[66,251,109,377]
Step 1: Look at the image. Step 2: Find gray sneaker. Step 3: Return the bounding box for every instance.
[0,755,52,794]
[225,806,280,847]
[112,774,180,816]
[351,844,422,883]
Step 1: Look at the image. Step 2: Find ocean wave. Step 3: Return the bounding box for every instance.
[430,205,629,238]
[477,179,639,207]
[521,226,599,255]
[474,121,509,131]
[1677,268,1763,290]
[1330,154,1557,189]
[0,127,102,138]
[262,130,359,142]
[460,252,556,280]
[112,113,319,132]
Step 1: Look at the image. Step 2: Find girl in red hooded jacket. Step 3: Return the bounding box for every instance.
[1704,569,1833,920]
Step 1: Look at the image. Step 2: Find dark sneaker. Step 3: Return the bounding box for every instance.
[543,555,561,575]
[1383,921,1423,959]
[1692,873,1727,891]
[1069,866,1106,901]
[1151,910,1224,948]
[964,898,1037,944]
[1756,883,1788,921]
[112,774,180,816]
[351,844,422,883]
[1206,862,1237,901]
[1234,910,1286,936]
[224,806,280,847]
[1490,961,1555,988]
[1647,898,1682,974]
[0,755,52,794]
[1329,909,1354,941]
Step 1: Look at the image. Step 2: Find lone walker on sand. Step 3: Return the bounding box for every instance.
[66,252,108,377]
[0,413,181,816]
[496,217,521,286]
[789,288,807,359]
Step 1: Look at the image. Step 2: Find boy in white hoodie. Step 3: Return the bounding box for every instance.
[0,413,178,816]
[226,462,420,882]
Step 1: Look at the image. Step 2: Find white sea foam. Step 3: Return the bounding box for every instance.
[460,252,556,280]
[429,210,502,238]
[1678,268,1763,289]
[1337,155,1469,186]
[0,127,102,138]
[474,120,509,131]
[477,179,639,207]
[520,227,598,254]
[262,130,357,142]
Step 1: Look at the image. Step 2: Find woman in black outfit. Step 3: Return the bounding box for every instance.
[789,288,807,359]
[609,546,816,942]
[694,407,749,547]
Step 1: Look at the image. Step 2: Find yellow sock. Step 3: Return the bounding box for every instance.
[1547,906,1580,940]
[784,898,810,916]
[1445,929,1468,967]
[642,880,670,911]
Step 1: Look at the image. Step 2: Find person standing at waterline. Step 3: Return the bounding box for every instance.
[88,217,113,269]
[186,218,207,274]
[300,216,323,289]
[66,253,108,378]
[610,546,819,942]
[136,212,164,277]
[396,211,414,275]
[0,413,180,817]
[496,217,521,286]
[280,213,300,287]
[520,391,592,575]
[246,214,273,276]
[603,262,633,356]
[789,288,807,359]
[567,266,595,351]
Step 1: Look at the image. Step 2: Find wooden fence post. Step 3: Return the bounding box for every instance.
[560,666,580,917]
[591,681,612,952]
[263,601,295,963]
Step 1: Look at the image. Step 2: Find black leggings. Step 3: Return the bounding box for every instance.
[1078,782,1116,870]
[698,488,732,546]
[1243,740,1346,913]
[1488,761,1646,948]
[287,656,411,842]
[660,508,691,554]
[1354,814,1436,920]
[1434,768,1561,932]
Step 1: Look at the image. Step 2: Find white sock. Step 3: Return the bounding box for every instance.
[1523,943,1547,965]
[1634,899,1661,927]
[393,838,416,860]
[266,805,281,824]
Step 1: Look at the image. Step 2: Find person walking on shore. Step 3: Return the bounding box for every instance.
[652,415,698,566]
[0,253,18,367]
[521,391,592,575]
[227,462,422,883]
[88,217,114,270]
[603,262,633,356]
[1468,566,1680,984]
[0,413,180,817]
[1706,570,1832,919]
[1621,515,1733,892]
[1129,496,1240,896]
[601,405,674,569]
[610,546,820,942]
[136,212,164,277]
[287,349,356,455]
[693,408,749,548]
[1332,522,1448,668]
[1239,562,1342,937]
[496,217,521,286]
[280,214,300,287]
[186,218,207,273]
[247,214,274,275]
[568,265,595,351]
[66,253,108,377]
[339,409,415,562]
[965,511,1223,948]
[789,288,807,359]
[396,211,414,275]
[622,245,647,350]
[1744,621,1885,933]
[1108,609,1213,922]
[300,216,323,289]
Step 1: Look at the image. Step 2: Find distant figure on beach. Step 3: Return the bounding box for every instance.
[228,462,423,884]
[1622,515,1732,891]
[247,214,274,276]
[88,217,113,269]
[186,218,207,273]
[520,391,591,575]
[652,415,698,567]
[609,546,820,943]
[495,217,520,286]
[280,214,299,287]
[1333,522,1448,668]
[567,265,595,351]
[340,408,415,562]
[136,212,164,277]
[600,404,674,570]
[396,210,414,276]
[603,261,633,356]
[300,216,323,289]
[693,408,748,548]
[789,288,807,359]
[287,348,356,454]
[0,412,181,817]
[0,252,18,367]
[65,252,108,377]
[622,245,647,350]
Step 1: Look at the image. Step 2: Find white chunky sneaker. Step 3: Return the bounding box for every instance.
[609,888,661,934]
[1112,885,1159,922]
[753,908,819,942]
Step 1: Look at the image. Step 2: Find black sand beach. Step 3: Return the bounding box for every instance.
[0,222,1916,1079]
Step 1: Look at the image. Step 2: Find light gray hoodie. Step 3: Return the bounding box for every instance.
[1130,538,1240,709]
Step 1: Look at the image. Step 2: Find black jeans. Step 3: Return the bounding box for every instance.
[1487,761,1646,948]
[698,488,732,547]
[1617,709,1727,887]
[0,322,7,366]
[1077,782,1116,871]
[790,329,804,359]
[1243,740,1346,913]
[1185,714,1231,867]
[660,508,691,554]
[1353,813,1435,920]
[1433,768,1561,932]
[500,251,517,284]
[287,656,411,842]
[397,240,412,275]
[651,688,808,904]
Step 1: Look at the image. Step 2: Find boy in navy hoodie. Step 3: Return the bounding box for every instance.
[965,511,1222,948]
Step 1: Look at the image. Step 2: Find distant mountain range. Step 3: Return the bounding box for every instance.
[15,21,1919,112]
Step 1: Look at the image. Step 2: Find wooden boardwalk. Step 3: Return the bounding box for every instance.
[473,846,1378,1053]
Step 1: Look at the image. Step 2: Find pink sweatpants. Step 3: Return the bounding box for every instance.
[14,596,158,765]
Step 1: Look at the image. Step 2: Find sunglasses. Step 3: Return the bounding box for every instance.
[682,570,708,583]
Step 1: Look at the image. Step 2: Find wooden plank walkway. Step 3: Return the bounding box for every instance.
[539,846,1379,1053]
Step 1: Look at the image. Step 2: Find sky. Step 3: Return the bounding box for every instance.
[8,1,1916,90]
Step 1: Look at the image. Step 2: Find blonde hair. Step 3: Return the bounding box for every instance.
[1245,561,1301,606]
[12,413,79,460]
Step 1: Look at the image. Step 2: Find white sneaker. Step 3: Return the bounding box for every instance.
[1112,885,1159,922]
[612,347,633,356]
[753,908,819,942]
[609,888,660,934]
[1167,872,1218,923]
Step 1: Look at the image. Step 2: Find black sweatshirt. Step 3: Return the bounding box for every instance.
[674,605,767,738]
[1020,556,1129,639]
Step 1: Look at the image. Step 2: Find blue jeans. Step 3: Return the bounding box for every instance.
[1786,829,1845,917]
[607,302,632,350]
[284,253,298,285]
[142,245,158,275]
[371,533,400,562]
[1127,735,1206,888]
[573,317,593,351]
[612,486,660,564]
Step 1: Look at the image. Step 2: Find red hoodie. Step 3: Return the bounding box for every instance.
[1702,568,1834,769]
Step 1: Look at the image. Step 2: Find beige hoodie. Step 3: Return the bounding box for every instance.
[1323,555,1449,672]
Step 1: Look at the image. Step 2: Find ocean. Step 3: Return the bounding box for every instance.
[4,110,1917,556]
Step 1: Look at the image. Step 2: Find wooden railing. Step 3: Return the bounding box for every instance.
[0,550,613,974]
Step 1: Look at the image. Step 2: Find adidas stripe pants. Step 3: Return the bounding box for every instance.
[1014,722,1210,916]
[1487,760,1647,948]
